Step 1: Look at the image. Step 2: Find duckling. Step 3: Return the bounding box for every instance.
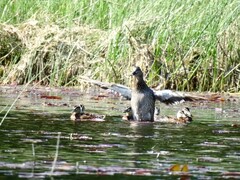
[131,66,155,121]
[155,107,193,124]
[70,105,85,121]
[122,106,160,121]
[122,107,132,121]
[70,105,105,122]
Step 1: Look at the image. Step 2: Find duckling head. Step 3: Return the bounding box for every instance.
[123,106,132,113]
[132,66,143,80]
[122,106,133,120]
[72,105,85,115]
[177,107,192,121]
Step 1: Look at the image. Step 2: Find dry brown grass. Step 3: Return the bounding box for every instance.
[1,21,107,86]
[0,17,239,92]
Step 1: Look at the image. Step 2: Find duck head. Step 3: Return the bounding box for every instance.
[132,66,144,80]
[72,105,85,115]
[176,107,192,121]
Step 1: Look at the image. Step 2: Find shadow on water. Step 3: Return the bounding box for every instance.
[0,86,240,179]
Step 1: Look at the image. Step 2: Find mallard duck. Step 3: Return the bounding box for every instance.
[122,107,133,121]
[70,105,85,121]
[122,106,160,121]
[131,66,156,121]
[82,66,205,122]
[155,107,193,124]
[81,72,206,104]
[70,105,105,122]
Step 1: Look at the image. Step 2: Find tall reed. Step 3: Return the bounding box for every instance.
[0,0,239,92]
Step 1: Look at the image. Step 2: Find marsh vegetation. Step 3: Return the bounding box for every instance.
[0,0,239,91]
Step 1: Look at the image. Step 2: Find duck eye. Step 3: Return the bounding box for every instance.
[132,71,137,75]
[132,67,141,75]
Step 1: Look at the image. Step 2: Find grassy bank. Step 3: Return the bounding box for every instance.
[0,0,239,92]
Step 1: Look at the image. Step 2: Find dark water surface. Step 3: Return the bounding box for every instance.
[0,86,240,179]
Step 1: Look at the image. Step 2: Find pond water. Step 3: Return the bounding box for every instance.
[0,86,240,179]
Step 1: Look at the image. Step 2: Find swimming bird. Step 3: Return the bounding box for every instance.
[70,105,85,121]
[156,107,193,124]
[122,107,133,121]
[80,67,205,121]
[122,106,159,121]
[123,106,193,124]
[70,105,105,121]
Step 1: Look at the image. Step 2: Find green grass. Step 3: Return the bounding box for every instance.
[0,0,239,92]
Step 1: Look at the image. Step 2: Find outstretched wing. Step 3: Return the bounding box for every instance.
[109,84,132,100]
[80,76,132,99]
[81,76,206,104]
[153,90,203,104]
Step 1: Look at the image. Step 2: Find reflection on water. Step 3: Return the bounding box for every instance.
[0,86,240,179]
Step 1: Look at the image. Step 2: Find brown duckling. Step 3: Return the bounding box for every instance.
[122,107,133,121]
[70,105,105,122]
[122,106,160,121]
[70,105,85,121]
[131,66,155,122]
[155,107,193,124]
